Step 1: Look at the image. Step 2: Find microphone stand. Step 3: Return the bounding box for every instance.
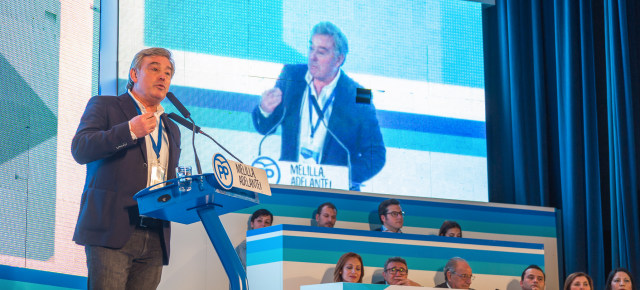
[318,117,355,190]
[258,107,287,156]
[188,116,203,175]
[200,130,244,164]
[167,112,244,164]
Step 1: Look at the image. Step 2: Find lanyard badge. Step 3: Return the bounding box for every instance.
[132,99,167,187]
[301,85,335,163]
[307,85,335,139]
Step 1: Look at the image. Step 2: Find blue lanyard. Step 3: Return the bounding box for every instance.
[307,85,335,139]
[131,99,163,159]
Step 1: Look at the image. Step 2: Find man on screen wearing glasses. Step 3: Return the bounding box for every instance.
[375,257,422,286]
[252,21,386,191]
[375,199,404,233]
[435,257,475,289]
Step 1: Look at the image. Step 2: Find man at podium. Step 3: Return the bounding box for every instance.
[252,21,386,190]
[71,47,182,290]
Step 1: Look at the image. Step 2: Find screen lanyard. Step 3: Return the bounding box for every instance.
[307,85,335,139]
[131,100,163,159]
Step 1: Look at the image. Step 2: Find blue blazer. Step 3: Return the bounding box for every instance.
[71,93,181,265]
[252,64,386,184]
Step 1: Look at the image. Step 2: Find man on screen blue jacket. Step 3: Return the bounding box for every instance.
[252,22,386,189]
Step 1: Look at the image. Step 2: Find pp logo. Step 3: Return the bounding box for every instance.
[213,153,233,190]
[252,156,280,184]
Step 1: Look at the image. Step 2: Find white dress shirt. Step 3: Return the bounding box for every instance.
[298,70,341,163]
[127,90,170,186]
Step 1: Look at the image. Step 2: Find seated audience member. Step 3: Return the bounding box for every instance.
[374,256,421,286]
[439,220,463,238]
[376,199,404,233]
[316,202,338,228]
[235,209,273,268]
[333,252,364,283]
[435,257,474,289]
[520,265,546,290]
[605,268,635,290]
[564,272,593,290]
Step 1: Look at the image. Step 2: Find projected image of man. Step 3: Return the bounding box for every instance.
[252,21,386,190]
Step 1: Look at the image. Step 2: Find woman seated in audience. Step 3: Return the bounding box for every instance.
[563,272,593,290]
[439,220,462,238]
[605,268,635,290]
[333,252,364,283]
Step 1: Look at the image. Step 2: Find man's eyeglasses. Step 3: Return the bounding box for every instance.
[386,211,405,218]
[451,271,475,281]
[384,267,408,275]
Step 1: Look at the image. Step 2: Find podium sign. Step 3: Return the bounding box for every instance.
[251,156,349,190]
[216,154,272,196]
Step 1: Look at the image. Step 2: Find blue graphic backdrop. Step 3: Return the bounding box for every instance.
[144,0,484,88]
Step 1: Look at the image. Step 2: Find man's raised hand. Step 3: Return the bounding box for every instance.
[130,112,157,138]
[259,87,283,114]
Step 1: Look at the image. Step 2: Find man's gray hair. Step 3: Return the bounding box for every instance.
[311,22,349,64]
[383,256,408,272]
[444,257,467,282]
[126,47,175,90]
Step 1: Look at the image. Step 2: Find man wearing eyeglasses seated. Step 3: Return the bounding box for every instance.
[375,199,404,233]
[435,257,474,289]
[374,257,421,286]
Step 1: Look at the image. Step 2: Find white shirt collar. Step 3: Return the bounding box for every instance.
[305,69,342,98]
[127,89,165,115]
[380,225,403,233]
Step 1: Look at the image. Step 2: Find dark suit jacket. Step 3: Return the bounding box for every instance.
[435,282,449,288]
[374,281,386,284]
[71,93,181,265]
[252,64,386,184]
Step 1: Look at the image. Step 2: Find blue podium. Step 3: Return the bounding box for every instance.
[134,169,268,290]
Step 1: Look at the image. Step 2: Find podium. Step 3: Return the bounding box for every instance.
[134,154,271,290]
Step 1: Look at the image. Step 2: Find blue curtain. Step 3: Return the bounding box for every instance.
[483,0,640,287]
[604,0,640,277]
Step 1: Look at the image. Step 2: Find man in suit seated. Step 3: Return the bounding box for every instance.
[252,21,386,191]
[374,257,421,286]
[520,265,546,290]
[316,202,338,228]
[375,199,404,233]
[435,257,474,289]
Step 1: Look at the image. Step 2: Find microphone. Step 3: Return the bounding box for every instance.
[165,92,201,174]
[168,113,244,164]
[258,106,287,156]
[166,92,190,119]
[168,112,201,133]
